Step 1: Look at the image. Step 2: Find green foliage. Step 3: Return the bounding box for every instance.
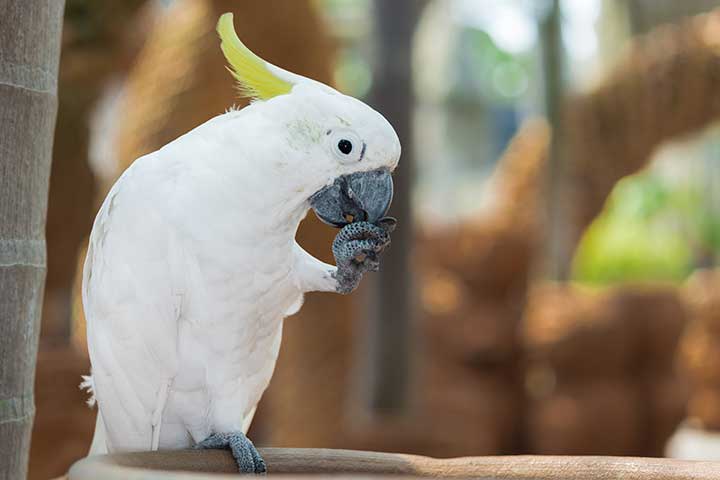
[448,29,532,104]
[571,172,720,285]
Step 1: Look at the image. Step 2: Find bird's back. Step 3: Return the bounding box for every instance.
[83,141,297,452]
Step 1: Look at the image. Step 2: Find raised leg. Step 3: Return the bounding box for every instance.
[332,218,395,294]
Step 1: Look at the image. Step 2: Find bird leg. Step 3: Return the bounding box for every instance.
[195,431,266,474]
[332,218,396,294]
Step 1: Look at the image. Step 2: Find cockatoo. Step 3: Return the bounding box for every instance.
[82,13,400,474]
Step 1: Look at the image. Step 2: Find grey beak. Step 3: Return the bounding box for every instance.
[309,168,394,228]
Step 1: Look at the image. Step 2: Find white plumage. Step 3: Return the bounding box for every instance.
[83,19,400,456]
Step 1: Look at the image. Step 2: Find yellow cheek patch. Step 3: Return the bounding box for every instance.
[216,13,293,101]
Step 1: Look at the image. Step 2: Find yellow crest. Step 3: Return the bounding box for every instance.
[216,13,294,101]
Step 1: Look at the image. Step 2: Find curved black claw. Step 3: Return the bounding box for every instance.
[332,220,394,294]
[195,432,266,475]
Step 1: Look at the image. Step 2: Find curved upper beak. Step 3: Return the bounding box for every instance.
[309,168,394,228]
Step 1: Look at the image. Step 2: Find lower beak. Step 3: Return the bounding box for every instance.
[309,168,394,228]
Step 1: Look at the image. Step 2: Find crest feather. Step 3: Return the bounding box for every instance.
[217,13,293,100]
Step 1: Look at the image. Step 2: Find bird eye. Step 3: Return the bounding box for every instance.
[337,139,353,155]
[328,129,363,164]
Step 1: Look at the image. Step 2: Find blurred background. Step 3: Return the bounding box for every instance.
[29,0,720,478]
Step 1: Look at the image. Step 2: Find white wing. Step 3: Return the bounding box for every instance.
[84,154,187,452]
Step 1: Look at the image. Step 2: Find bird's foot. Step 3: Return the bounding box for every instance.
[195,431,266,474]
[332,218,396,294]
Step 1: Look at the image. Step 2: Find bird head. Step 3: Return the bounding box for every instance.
[217,13,399,227]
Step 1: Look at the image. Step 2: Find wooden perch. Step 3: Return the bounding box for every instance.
[67,448,720,479]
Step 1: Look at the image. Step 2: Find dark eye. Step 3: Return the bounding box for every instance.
[337,139,353,155]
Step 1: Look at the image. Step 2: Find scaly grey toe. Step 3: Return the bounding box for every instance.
[332,221,392,294]
[196,431,266,475]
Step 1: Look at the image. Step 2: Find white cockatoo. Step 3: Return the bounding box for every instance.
[82,13,400,473]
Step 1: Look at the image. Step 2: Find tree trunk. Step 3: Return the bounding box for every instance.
[538,0,571,282]
[0,1,64,479]
[361,0,422,414]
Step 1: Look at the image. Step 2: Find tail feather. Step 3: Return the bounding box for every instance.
[79,375,96,407]
[81,374,107,455]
